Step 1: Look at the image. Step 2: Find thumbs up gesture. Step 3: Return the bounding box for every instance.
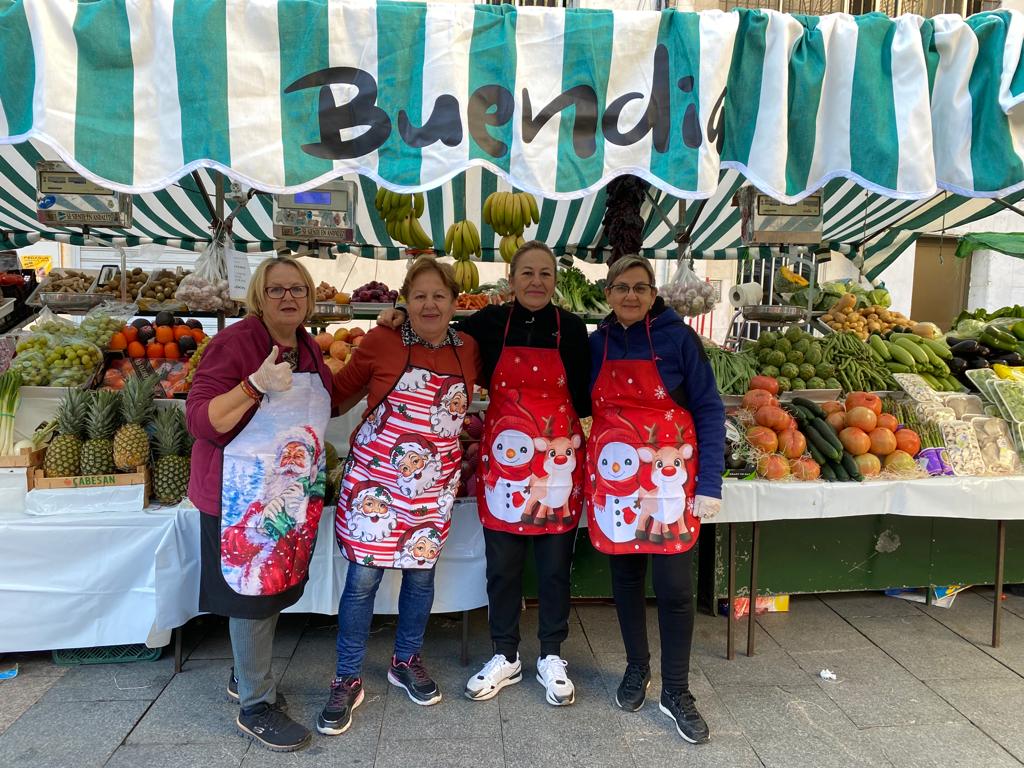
[248,346,293,393]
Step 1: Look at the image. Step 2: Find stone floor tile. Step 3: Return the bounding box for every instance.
[40,656,175,703]
[927,677,1024,764]
[626,732,764,768]
[374,737,505,768]
[0,675,59,736]
[0,699,148,768]
[502,729,636,768]
[694,644,811,689]
[866,723,1022,768]
[919,590,1024,677]
[757,596,875,653]
[822,592,924,620]
[105,742,250,768]
[849,615,1016,681]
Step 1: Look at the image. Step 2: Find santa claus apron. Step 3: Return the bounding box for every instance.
[585,318,700,556]
[478,310,584,535]
[219,371,331,597]
[336,342,466,570]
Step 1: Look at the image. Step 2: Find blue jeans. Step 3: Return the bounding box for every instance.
[335,562,436,677]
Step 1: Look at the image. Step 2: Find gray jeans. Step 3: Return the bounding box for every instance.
[229,614,279,711]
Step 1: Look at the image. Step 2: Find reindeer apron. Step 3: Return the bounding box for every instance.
[585,318,700,556]
[478,310,584,535]
[336,338,466,570]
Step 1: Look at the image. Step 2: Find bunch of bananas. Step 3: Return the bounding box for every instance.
[453,260,480,292]
[499,234,526,263]
[483,191,539,237]
[444,220,481,261]
[374,188,434,249]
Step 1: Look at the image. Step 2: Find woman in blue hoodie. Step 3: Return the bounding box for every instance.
[585,254,725,745]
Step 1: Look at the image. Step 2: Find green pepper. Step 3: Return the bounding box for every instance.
[1012,321,1024,341]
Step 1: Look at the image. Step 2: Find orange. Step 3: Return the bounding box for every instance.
[109,332,128,351]
[146,342,164,359]
[163,342,181,360]
[173,325,192,341]
[155,326,174,344]
[191,328,206,342]
[122,325,138,343]
[127,341,146,358]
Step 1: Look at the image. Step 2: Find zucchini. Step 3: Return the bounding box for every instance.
[920,337,953,360]
[868,335,892,361]
[810,417,844,454]
[840,452,864,482]
[919,372,942,390]
[884,362,912,374]
[894,337,929,365]
[886,341,917,368]
[831,460,850,482]
[792,397,826,420]
[820,463,837,482]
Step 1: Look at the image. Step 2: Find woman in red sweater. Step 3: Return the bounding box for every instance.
[186,256,336,752]
[316,256,480,737]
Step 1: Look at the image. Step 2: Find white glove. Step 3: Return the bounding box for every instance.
[692,495,721,520]
[376,307,406,329]
[248,346,293,393]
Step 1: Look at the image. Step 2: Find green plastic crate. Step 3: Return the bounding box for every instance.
[52,643,162,666]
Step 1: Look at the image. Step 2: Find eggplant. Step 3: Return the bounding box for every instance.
[947,356,969,375]
[991,352,1024,366]
[950,339,981,357]
[976,345,993,359]
[946,336,968,347]
[969,357,991,370]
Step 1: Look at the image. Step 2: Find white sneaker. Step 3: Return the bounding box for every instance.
[536,655,575,706]
[464,653,522,701]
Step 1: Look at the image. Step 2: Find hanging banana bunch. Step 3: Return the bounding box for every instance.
[498,234,526,264]
[373,189,433,249]
[444,220,481,261]
[482,191,540,238]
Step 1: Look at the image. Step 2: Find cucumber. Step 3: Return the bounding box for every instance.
[831,460,850,482]
[840,452,864,482]
[792,397,826,420]
[894,336,929,365]
[820,463,837,482]
[868,335,892,361]
[886,341,917,368]
[810,417,844,454]
[805,425,840,462]
[884,362,912,374]
[805,437,828,466]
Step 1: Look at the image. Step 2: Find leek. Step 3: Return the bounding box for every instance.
[0,370,21,455]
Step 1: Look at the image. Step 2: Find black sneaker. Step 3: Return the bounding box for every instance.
[659,688,710,744]
[226,668,288,712]
[316,676,364,736]
[236,703,311,752]
[615,663,651,712]
[387,653,442,705]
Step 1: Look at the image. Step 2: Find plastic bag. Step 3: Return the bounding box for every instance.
[659,260,717,317]
[79,301,137,349]
[174,236,237,313]
[138,268,192,313]
[25,306,79,338]
[12,331,103,387]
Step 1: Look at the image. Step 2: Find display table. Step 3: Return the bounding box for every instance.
[0,500,487,655]
[715,476,1024,659]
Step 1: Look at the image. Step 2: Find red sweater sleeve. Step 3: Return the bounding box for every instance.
[185,331,257,446]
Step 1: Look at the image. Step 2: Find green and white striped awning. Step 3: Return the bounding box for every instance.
[3,2,1024,203]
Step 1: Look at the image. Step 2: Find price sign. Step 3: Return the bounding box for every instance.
[224,247,252,301]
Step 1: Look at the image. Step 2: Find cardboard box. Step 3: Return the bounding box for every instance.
[0,447,45,468]
[719,595,791,620]
[29,465,149,500]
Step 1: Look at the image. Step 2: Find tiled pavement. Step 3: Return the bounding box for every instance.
[2,589,1024,767]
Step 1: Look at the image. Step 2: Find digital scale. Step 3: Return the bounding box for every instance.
[737,186,823,246]
[272,180,357,244]
[35,161,133,228]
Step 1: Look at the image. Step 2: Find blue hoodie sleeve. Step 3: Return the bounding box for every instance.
[677,330,726,500]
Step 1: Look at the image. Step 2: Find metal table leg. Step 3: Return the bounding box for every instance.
[993,520,1006,648]
[746,521,760,657]
[461,610,470,666]
[174,627,183,674]
[727,523,736,660]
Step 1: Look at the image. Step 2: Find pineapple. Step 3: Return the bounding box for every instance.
[113,375,156,471]
[43,389,90,478]
[80,390,122,476]
[152,407,191,504]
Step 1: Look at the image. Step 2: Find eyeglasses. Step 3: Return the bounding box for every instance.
[265,285,309,299]
[609,283,654,297]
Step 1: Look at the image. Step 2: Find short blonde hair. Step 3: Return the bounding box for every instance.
[510,240,556,277]
[606,254,656,287]
[401,256,460,300]
[246,256,316,321]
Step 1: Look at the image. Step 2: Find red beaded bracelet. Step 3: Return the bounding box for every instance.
[240,376,263,402]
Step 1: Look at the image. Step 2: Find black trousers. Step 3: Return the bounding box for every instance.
[484,527,577,661]
[609,549,694,692]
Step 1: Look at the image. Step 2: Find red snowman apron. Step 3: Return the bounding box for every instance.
[477,310,584,535]
[585,318,700,556]
[336,340,466,570]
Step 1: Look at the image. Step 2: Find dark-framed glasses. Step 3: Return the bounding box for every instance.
[265,285,309,299]
[609,283,654,297]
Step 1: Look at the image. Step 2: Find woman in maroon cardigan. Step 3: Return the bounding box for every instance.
[186,256,336,753]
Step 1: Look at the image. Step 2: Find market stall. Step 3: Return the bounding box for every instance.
[3,0,1024,659]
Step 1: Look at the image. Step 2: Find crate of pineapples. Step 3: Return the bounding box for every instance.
[30,377,192,506]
